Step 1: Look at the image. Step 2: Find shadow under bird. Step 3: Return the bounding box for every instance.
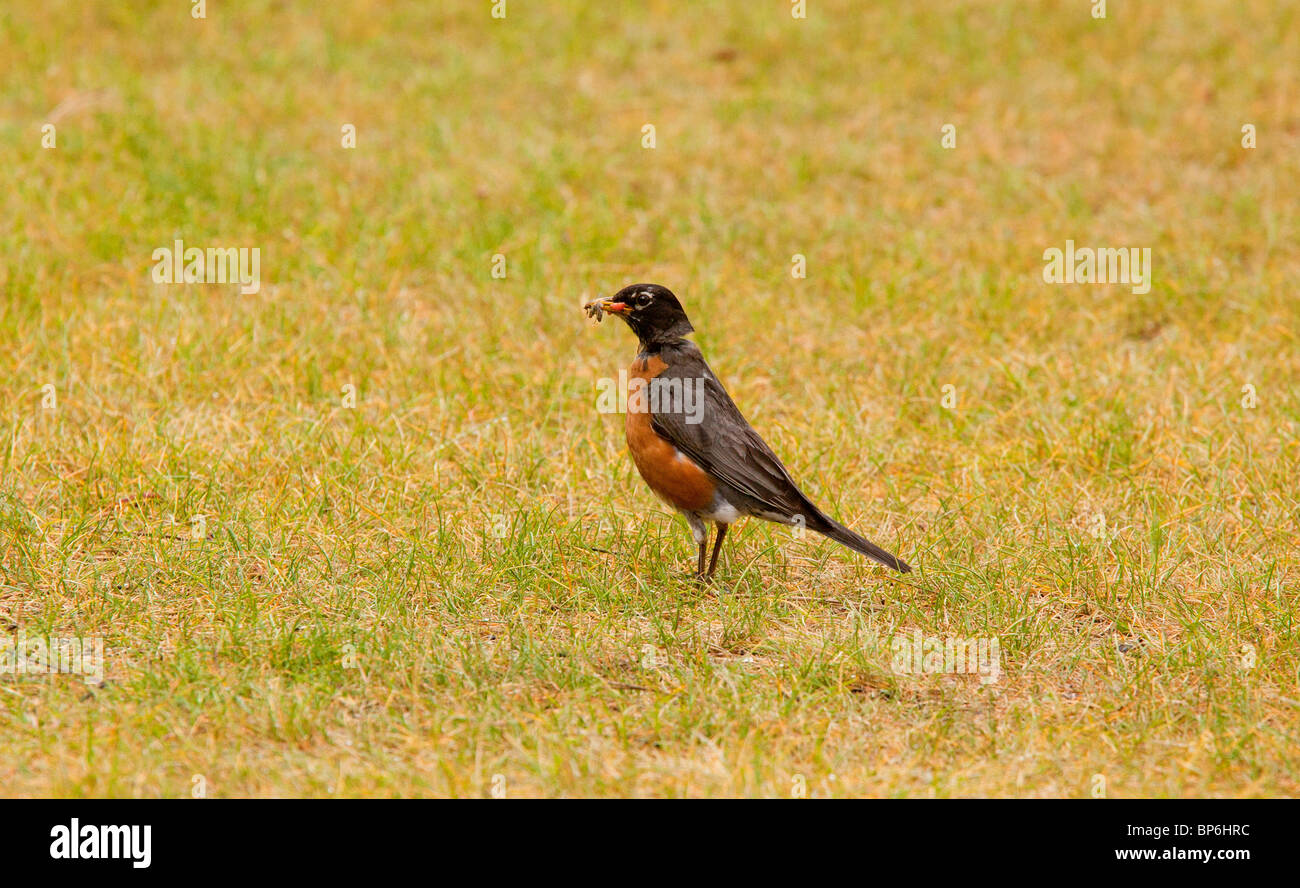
[584,283,912,580]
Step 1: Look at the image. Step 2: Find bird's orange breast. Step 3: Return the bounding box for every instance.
[625,354,715,512]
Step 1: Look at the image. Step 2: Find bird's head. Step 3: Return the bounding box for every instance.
[584,283,694,348]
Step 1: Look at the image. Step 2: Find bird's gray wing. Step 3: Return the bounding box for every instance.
[648,344,821,524]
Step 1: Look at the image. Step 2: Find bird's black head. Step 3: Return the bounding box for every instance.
[585,283,694,349]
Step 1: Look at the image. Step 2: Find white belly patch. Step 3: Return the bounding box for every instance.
[703,498,741,524]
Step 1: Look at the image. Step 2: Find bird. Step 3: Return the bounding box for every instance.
[584,283,912,580]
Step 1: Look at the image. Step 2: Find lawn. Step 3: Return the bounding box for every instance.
[0,0,1297,797]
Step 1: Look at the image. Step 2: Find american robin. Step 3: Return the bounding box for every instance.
[585,283,912,580]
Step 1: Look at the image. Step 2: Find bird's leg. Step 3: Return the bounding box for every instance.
[686,513,709,582]
[707,523,729,579]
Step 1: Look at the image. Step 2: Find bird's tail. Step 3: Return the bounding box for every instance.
[815,515,912,573]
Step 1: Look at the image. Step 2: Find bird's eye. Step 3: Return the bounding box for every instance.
[636,292,652,308]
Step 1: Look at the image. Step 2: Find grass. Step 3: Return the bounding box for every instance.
[0,0,1297,797]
